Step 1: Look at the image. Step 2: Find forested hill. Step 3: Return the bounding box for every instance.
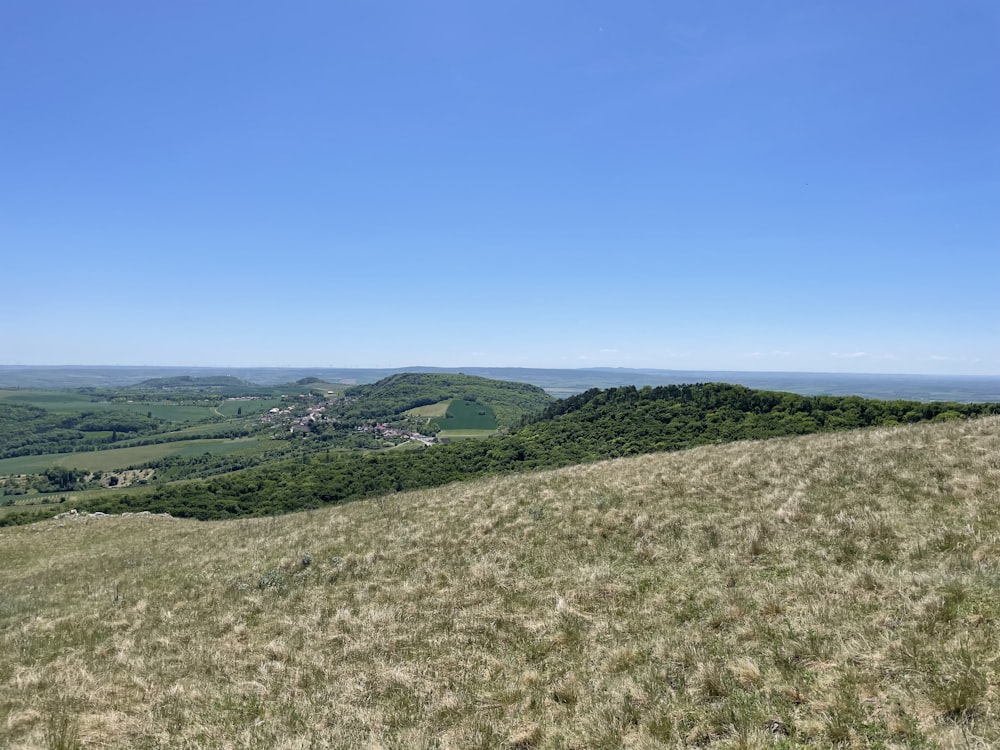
[43,382,1000,524]
[341,372,554,427]
[520,382,1000,456]
[135,376,251,389]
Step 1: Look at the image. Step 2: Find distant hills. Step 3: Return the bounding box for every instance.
[134,375,252,389]
[3,365,1000,402]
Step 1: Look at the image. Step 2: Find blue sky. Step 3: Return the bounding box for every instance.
[3,1,997,374]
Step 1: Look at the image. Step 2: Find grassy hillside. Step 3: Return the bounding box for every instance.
[434,399,498,431]
[3,417,1000,748]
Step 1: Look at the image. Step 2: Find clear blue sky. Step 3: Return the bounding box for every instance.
[3,1,997,374]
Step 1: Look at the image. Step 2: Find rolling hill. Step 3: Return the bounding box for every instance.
[2,417,999,747]
[341,372,554,428]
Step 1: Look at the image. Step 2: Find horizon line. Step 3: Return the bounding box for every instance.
[1,364,997,379]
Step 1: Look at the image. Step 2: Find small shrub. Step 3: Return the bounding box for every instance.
[257,567,288,591]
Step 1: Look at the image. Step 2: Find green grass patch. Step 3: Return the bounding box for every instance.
[216,398,282,417]
[433,399,497,431]
[112,422,241,445]
[436,429,496,440]
[130,403,218,422]
[404,399,452,419]
[0,390,218,423]
[171,439,259,459]
[0,390,105,411]
[0,438,262,474]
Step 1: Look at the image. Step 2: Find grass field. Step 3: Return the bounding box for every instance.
[405,399,453,419]
[216,398,282,417]
[0,389,219,423]
[437,429,497,440]
[127,403,218,422]
[4,417,1000,747]
[0,438,261,474]
[434,399,497,431]
[115,422,250,444]
[0,390,113,412]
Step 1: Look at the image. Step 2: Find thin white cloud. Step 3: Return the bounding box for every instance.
[831,351,900,362]
[929,355,982,364]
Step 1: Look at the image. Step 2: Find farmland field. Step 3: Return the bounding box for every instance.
[433,399,497,430]
[436,429,496,440]
[405,399,452,418]
[0,438,262,474]
[0,390,107,411]
[0,390,218,422]
[114,422,247,444]
[216,398,282,417]
[128,403,218,422]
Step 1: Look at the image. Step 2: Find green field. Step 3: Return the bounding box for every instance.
[432,399,497,431]
[0,390,107,411]
[404,399,452,418]
[216,398,282,417]
[114,422,247,445]
[0,438,261,474]
[131,403,218,422]
[0,390,218,422]
[436,429,496,440]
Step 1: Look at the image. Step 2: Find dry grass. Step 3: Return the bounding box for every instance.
[3,417,1000,748]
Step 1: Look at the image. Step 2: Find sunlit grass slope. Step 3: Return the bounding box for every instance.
[3,417,1000,748]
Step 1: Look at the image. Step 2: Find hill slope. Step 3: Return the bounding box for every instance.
[134,375,252,388]
[342,372,554,427]
[3,418,1000,747]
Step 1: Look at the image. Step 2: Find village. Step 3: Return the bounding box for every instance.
[256,393,438,445]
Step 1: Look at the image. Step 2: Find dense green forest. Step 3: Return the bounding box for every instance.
[41,383,998,524]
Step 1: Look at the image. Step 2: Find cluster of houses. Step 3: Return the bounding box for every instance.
[260,399,328,434]
[356,423,437,446]
[256,394,437,445]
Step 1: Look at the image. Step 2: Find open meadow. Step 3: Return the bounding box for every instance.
[0,438,262,476]
[404,400,453,419]
[437,429,498,440]
[3,417,1000,748]
[0,391,219,423]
